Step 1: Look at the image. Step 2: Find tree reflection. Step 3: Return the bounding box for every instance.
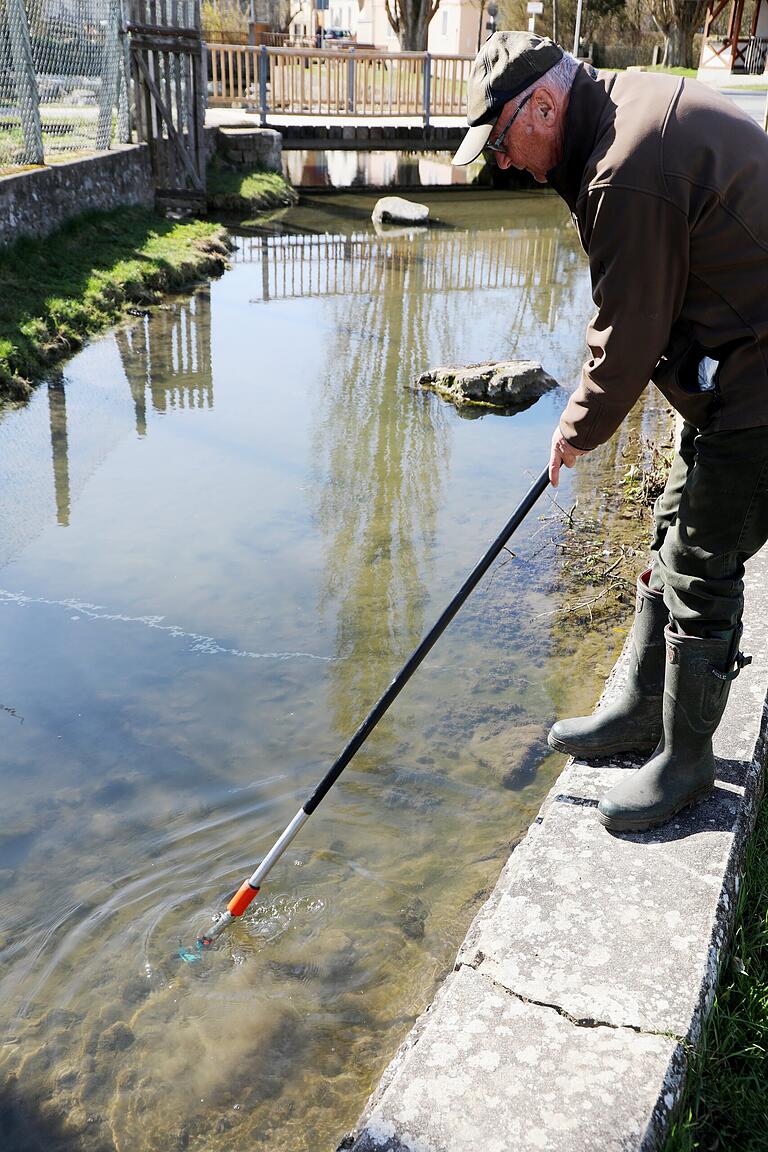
[309,257,449,748]
[304,220,585,746]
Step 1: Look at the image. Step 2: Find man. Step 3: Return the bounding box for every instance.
[452,32,768,833]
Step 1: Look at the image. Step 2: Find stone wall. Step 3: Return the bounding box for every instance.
[0,144,154,248]
[215,127,282,170]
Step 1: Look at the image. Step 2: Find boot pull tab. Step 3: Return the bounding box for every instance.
[713,651,752,682]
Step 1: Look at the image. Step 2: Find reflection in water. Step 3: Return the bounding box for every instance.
[116,291,213,436]
[0,195,663,1152]
[311,282,448,745]
[282,149,482,189]
[48,381,70,527]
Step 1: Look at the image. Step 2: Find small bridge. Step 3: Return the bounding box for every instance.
[206,45,472,131]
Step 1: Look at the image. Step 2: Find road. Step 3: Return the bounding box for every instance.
[722,87,768,126]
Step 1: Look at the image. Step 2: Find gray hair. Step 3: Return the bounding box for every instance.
[514,52,579,105]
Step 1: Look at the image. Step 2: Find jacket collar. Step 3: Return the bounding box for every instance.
[547,66,614,211]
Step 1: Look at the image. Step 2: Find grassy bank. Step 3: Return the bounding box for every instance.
[0,208,233,403]
[206,165,298,214]
[664,788,768,1151]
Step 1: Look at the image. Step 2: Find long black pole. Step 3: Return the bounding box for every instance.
[193,466,550,951]
[305,465,550,812]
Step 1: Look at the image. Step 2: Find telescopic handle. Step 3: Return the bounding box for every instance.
[302,466,550,815]
[197,467,550,945]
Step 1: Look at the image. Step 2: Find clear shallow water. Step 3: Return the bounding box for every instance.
[1,191,657,1151]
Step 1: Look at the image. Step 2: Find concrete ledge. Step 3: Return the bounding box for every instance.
[343,544,768,1151]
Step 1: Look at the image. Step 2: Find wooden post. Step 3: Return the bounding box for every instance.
[347,48,356,114]
[259,45,268,124]
[423,52,431,128]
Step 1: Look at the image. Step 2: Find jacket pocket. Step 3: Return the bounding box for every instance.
[652,330,721,430]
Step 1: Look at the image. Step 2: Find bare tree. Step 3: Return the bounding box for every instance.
[385,0,443,50]
[648,0,708,66]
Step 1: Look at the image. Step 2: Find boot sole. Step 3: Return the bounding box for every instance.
[547,732,659,758]
[597,784,713,833]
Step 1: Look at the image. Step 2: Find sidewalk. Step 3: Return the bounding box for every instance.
[342,544,768,1151]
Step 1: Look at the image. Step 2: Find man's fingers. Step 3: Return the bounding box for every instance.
[548,450,561,488]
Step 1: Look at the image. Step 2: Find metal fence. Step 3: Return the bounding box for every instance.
[0,0,129,169]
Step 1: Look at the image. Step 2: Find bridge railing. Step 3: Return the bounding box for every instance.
[206,45,473,124]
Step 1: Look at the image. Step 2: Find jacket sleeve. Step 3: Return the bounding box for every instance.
[559,186,689,450]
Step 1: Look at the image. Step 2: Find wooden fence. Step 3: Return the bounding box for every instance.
[127,0,206,207]
[207,45,473,123]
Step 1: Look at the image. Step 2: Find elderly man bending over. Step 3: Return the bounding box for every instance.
[453,32,768,833]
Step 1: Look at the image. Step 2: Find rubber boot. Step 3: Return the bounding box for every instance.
[547,570,667,758]
[597,624,751,833]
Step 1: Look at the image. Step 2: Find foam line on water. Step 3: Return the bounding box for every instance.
[0,589,336,663]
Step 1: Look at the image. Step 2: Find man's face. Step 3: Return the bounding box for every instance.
[489,87,564,183]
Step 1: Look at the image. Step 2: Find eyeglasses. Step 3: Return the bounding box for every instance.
[485,91,534,157]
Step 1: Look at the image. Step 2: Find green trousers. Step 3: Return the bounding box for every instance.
[649,422,768,635]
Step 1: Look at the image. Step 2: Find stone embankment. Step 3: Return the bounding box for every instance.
[340,545,768,1151]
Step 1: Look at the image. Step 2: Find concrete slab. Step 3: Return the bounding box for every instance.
[346,966,683,1152]
[342,544,768,1151]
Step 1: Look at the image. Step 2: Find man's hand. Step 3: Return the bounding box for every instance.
[549,426,589,487]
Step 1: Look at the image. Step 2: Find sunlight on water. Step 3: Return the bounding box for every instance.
[0,191,668,1151]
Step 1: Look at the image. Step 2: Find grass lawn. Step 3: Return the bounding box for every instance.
[664,787,768,1152]
[0,208,232,402]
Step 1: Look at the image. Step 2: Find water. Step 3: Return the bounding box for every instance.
[0,190,666,1151]
[282,150,482,189]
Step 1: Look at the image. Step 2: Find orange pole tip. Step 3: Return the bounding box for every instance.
[227,880,261,918]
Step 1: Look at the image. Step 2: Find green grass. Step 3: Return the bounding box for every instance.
[664,786,768,1152]
[644,66,698,77]
[607,65,698,77]
[0,207,232,401]
[206,164,298,212]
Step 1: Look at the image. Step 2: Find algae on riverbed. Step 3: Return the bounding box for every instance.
[0,208,232,403]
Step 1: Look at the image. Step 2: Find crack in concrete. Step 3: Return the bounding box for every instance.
[458,957,681,1041]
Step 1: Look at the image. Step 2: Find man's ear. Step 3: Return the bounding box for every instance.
[533,86,557,125]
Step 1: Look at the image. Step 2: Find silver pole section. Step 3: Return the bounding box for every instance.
[572,0,584,57]
[246,809,310,887]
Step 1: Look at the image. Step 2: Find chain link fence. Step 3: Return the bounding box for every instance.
[0,0,129,169]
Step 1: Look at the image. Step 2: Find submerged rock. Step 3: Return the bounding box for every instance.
[416,360,558,410]
[371,196,430,226]
[470,722,550,790]
[398,896,429,940]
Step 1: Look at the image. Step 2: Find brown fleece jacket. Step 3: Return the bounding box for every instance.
[547,68,768,451]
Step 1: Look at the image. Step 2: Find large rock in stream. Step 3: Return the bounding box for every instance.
[371,196,430,226]
[416,360,558,410]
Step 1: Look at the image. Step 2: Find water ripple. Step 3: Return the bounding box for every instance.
[0,588,336,663]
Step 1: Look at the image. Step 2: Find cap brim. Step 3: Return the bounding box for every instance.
[452,122,493,166]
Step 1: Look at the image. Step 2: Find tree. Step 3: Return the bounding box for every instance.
[647,0,708,67]
[385,0,442,50]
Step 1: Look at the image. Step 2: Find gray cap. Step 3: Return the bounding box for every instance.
[452,31,563,166]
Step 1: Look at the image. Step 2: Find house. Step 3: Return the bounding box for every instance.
[698,0,768,83]
[289,0,482,54]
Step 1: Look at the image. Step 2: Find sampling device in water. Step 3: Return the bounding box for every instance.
[180,467,550,963]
